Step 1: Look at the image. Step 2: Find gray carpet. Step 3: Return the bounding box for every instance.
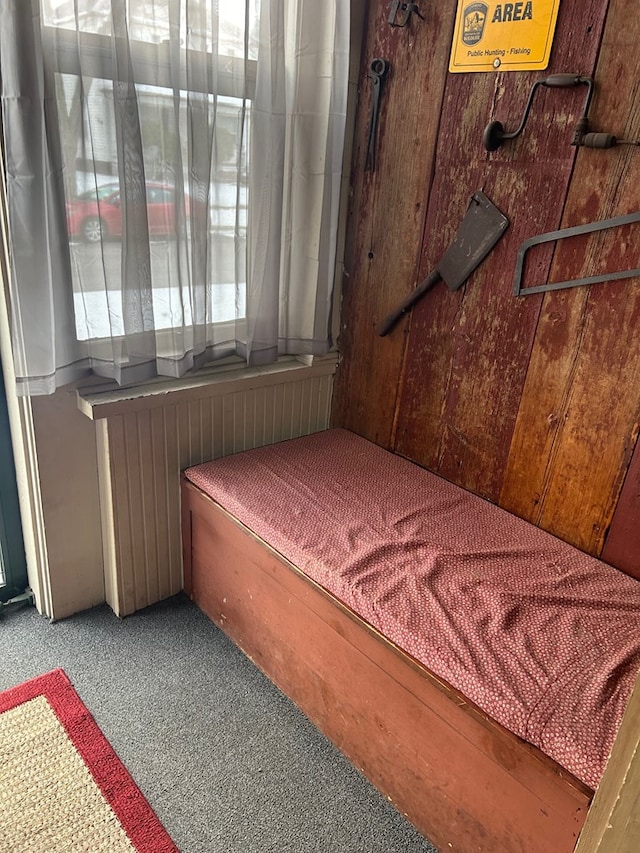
[0,594,439,853]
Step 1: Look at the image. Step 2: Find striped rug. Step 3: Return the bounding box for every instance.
[0,668,178,852]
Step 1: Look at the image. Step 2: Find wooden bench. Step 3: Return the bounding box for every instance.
[181,428,640,853]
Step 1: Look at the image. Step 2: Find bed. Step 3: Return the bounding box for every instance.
[181,428,640,852]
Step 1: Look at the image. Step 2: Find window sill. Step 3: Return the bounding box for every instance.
[77,353,339,420]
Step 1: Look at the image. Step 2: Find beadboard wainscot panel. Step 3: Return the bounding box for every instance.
[79,357,337,616]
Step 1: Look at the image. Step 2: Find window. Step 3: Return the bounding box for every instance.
[2,1,349,393]
[42,0,258,341]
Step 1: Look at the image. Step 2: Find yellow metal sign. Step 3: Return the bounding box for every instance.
[449,1,561,73]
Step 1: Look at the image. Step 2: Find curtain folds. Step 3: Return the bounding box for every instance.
[0,0,349,395]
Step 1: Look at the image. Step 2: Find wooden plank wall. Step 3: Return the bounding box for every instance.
[333,0,640,577]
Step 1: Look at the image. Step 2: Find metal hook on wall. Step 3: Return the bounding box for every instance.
[389,1,425,28]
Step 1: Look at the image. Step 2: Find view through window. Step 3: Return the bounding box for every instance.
[42,0,259,341]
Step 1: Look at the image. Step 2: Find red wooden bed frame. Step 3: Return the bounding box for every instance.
[181,474,593,853]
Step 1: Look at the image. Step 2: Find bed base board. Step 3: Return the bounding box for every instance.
[181,477,592,853]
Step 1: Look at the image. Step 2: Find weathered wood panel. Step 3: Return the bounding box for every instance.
[575,674,640,853]
[602,437,640,580]
[500,0,640,555]
[392,0,610,501]
[332,1,640,572]
[331,2,457,446]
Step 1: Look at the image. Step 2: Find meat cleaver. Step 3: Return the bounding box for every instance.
[378,191,509,336]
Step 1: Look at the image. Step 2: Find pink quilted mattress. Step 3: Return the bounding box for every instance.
[185,428,640,789]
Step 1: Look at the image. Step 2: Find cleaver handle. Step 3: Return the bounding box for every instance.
[377,268,441,337]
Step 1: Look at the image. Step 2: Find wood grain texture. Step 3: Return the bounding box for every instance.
[333,1,640,564]
[331,0,457,446]
[500,0,640,556]
[575,676,640,853]
[602,437,640,580]
[393,0,610,500]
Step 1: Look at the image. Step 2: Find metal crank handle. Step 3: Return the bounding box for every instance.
[483,73,593,151]
[378,268,441,336]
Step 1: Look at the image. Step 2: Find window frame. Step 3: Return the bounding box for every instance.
[43,27,257,100]
[41,22,256,357]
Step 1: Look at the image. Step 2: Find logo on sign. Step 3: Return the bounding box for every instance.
[462,3,488,45]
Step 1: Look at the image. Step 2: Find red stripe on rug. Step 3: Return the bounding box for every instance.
[0,668,179,853]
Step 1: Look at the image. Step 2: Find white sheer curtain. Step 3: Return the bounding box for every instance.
[0,0,349,394]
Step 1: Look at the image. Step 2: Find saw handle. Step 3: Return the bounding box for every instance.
[542,73,584,87]
[377,268,441,336]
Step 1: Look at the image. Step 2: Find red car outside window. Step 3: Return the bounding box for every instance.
[66,182,191,242]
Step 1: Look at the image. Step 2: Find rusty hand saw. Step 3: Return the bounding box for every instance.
[513,210,640,296]
[378,191,509,336]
